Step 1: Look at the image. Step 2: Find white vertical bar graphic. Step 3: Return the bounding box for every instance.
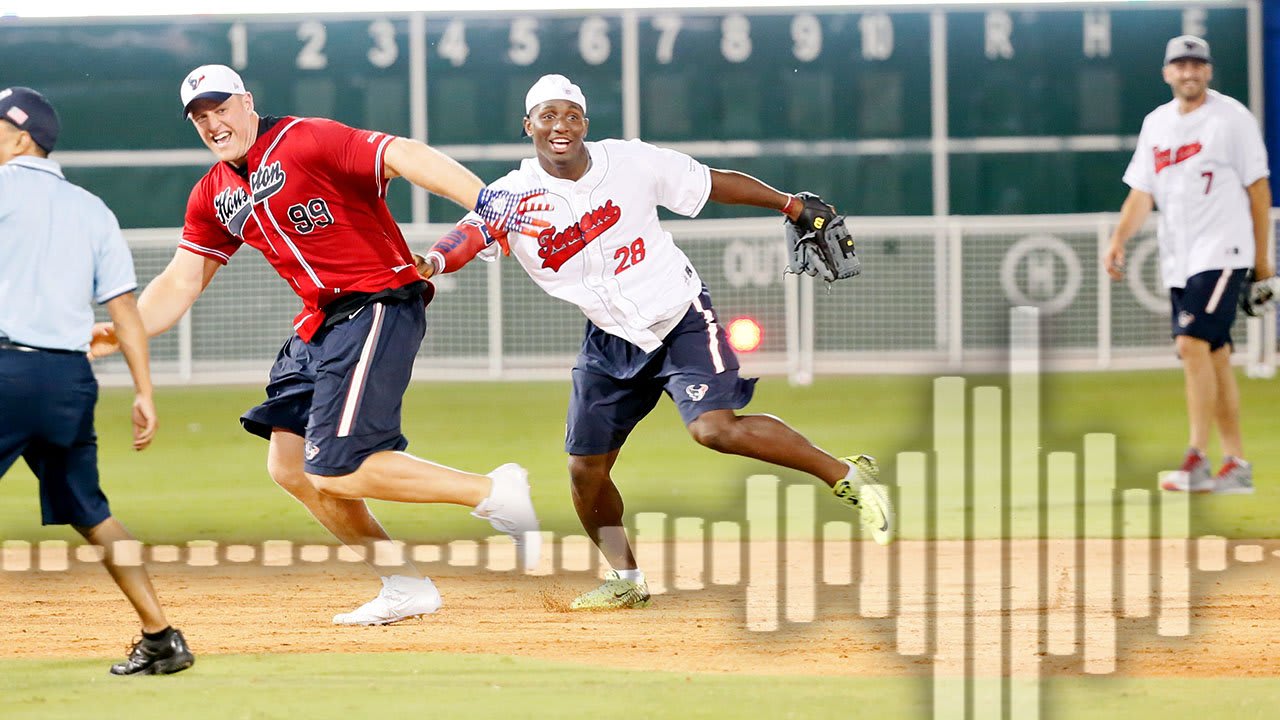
[822,521,853,586]
[711,521,741,586]
[374,540,406,568]
[1046,452,1078,655]
[187,541,217,567]
[484,536,516,572]
[112,540,144,567]
[263,540,293,567]
[446,540,478,567]
[784,271,803,385]
[634,512,667,595]
[933,377,967,699]
[785,484,816,623]
[859,538,890,619]
[487,254,503,378]
[896,452,928,656]
[674,517,705,591]
[1158,492,1191,637]
[556,535,592,573]
[971,387,1004,709]
[1009,307,1041,714]
[1122,490,1152,619]
[746,475,779,632]
[1083,434,1116,674]
[3,541,31,571]
[1196,535,1228,572]
[37,541,68,572]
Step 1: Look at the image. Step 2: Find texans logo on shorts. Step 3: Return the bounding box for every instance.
[685,383,709,402]
[304,440,320,460]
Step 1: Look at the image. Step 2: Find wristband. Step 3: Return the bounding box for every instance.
[781,195,799,216]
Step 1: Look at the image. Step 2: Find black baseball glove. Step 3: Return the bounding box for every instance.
[784,192,861,283]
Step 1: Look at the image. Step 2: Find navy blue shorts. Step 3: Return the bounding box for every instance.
[241,298,425,476]
[566,288,757,456]
[1170,268,1250,352]
[0,348,110,527]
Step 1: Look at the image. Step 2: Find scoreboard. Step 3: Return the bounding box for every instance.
[0,3,1255,228]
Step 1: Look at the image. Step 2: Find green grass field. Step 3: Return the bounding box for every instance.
[2,370,1277,542]
[3,370,1279,719]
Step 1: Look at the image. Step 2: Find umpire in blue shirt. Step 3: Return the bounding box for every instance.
[0,87,193,675]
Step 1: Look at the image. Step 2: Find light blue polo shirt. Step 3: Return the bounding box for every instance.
[0,156,137,351]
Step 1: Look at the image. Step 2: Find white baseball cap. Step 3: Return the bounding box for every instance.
[524,74,586,115]
[180,64,247,118]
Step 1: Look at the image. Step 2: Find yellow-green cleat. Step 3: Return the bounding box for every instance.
[834,454,895,546]
[570,570,652,610]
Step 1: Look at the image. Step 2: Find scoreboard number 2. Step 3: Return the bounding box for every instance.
[227,21,402,72]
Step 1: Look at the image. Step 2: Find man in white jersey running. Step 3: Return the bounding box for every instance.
[1103,36,1272,494]
[419,74,894,609]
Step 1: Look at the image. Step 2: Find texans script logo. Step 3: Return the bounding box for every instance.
[537,200,622,271]
[1153,141,1202,173]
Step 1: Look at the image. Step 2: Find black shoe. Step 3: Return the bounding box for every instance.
[110,628,195,676]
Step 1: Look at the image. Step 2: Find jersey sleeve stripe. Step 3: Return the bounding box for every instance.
[179,239,232,264]
[374,134,395,199]
[94,282,139,305]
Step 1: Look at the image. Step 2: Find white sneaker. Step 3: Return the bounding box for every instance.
[1160,448,1214,492]
[472,463,542,571]
[332,575,442,626]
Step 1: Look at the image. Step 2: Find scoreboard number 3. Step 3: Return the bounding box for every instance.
[227,21,401,71]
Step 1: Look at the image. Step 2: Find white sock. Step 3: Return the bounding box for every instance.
[614,568,644,583]
[842,461,858,482]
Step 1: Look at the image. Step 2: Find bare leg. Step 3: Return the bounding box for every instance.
[1177,335,1216,452]
[568,450,637,571]
[1210,344,1243,458]
[304,448,490,507]
[268,430,421,577]
[74,517,168,633]
[686,409,851,486]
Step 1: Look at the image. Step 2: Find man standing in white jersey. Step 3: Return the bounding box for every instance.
[419,74,894,610]
[1104,36,1273,494]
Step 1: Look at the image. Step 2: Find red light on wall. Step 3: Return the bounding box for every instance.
[727,317,763,353]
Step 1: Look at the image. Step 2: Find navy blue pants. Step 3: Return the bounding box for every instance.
[241,297,425,476]
[1170,268,1250,352]
[0,347,110,527]
[565,288,757,456]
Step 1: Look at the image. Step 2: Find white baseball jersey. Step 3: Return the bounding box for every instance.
[468,138,712,352]
[1123,89,1270,289]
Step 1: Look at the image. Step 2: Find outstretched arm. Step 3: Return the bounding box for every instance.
[1103,188,1155,281]
[382,137,485,211]
[90,250,220,359]
[418,220,505,279]
[103,291,157,451]
[708,169,804,221]
[383,138,551,238]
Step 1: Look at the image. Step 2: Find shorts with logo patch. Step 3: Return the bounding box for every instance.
[1169,268,1249,352]
[565,288,758,456]
[240,297,425,476]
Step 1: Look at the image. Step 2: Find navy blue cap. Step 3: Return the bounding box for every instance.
[0,87,60,153]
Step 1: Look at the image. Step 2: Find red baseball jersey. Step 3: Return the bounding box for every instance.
[180,116,420,341]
